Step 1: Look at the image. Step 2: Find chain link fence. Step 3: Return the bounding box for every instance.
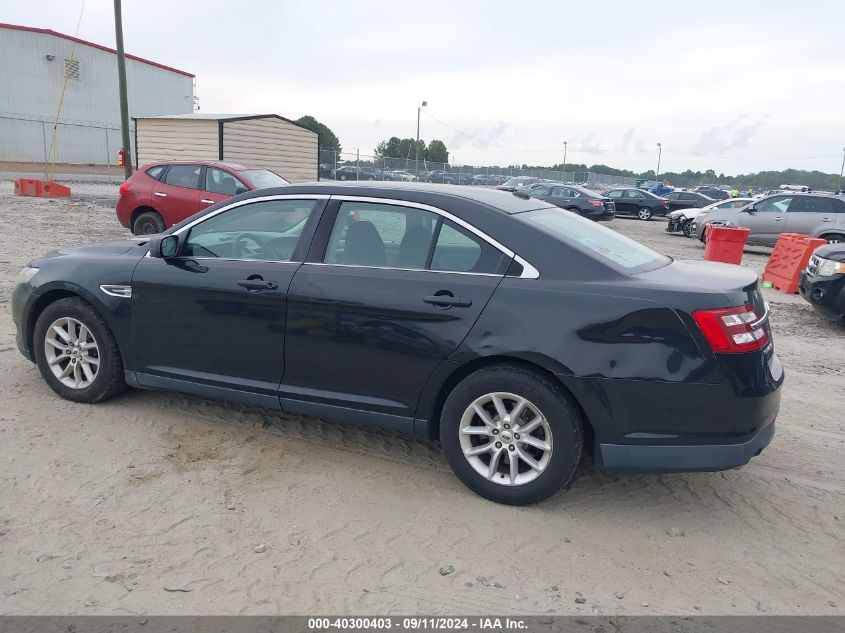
[319,149,637,189]
[0,114,134,181]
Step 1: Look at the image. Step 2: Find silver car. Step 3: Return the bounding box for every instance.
[693,193,845,246]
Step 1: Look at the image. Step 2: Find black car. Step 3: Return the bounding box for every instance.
[800,243,845,323]
[661,190,716,212]
[522,184,614,221]
[601,187,670,220]
[693,185,730,201]
[12,182,783,505]
[332,166,381,181]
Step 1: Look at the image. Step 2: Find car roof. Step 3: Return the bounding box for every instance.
[239,181,558,215]
[147,159,263,171]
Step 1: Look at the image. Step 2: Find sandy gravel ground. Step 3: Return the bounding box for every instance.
[0,181,843,616]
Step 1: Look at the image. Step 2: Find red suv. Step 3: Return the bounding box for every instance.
[116,160,290,234]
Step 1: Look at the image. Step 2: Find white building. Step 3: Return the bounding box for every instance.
[0,22,194,166]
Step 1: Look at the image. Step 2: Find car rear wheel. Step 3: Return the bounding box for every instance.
[637,207,653,221]
[33,297,126,404]
[339,174,347,181]
[440,365,583,505]
[682,219,694,237]
[824,233,845,244]
[132,210,165,235]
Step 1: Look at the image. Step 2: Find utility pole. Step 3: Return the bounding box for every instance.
[415,100,427,180]
[562,140,568,181]
[656,142,662,178]
[113,0,133,179]
[839,145,845,192]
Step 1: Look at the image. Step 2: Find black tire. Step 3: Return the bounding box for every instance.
[637,207,653,221]
[132,210,165,235]
[339,174,348,181]
[440,365,583,505]
[33,297,126,404]
[682,219,693,238]
[823,233,845,244]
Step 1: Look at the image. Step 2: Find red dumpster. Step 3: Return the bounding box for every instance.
[703,225,750,265]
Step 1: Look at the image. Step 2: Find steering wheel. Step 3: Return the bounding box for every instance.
[233,233,278,259]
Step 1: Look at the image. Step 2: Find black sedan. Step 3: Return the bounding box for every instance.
[11,183,783,505]
[662,190,716,212]
[601,187,670,220]
[521,184,614,221]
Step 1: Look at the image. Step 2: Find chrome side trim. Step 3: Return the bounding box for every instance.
[513,255,540,279]
[171,194,330,236]
[301,262,501,277]
[329,195,540,279]
[100,284,132,298]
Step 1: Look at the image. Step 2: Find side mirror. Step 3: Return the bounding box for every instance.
[744,206,756,214]
[148,234,180,258]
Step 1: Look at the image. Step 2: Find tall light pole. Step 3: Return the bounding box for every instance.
[415,100,427,179]
[562,140,568,180]
[113,0,133,179]
[656,142,662,178]
[839,145,845,192]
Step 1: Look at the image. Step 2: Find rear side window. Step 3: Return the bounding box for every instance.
[164,165,201,189]
[430,220,508,274]
[521,208,668,270]
[145,165,165,181]
[787,196,835,214]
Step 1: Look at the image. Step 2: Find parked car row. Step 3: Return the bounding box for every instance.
[519,183,615,221]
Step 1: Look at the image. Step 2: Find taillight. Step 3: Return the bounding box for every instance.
[693,304,768,353]
[119,181,130,195]
[660,199,669,207]
[588,200,604,208]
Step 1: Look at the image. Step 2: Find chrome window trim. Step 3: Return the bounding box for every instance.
[171,194,330,236]
[301,262,502,277]
[100,284,132,298]
[328,195,540,279]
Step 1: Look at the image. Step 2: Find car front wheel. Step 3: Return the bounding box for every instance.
[682,219,694,237]
[440,365,583,505]
[637,207,653,221]
[33,297,126,403]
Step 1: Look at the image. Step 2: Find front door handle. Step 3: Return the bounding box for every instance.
[153,192,167,197]
[238,278,278,291]
[423,294,472,308]
[200,199,215,204]
[774,216,783,221]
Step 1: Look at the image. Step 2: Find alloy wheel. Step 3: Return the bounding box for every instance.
[638,208,652,220]
[459,392,553,486]
[43,317,100,389]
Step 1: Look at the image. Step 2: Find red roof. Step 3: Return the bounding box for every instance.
[0,22,194,78]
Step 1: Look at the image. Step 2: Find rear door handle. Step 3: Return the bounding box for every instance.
[821,217,832,222]
[201,199,215,204]
[238,279,278,291]
[153,192,167,197]
[423,295,472,308]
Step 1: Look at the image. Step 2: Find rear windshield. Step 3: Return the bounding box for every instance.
[239,169,289,189]
[519,208,669,270]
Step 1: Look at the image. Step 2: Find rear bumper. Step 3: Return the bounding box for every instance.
[799,271,845,321]
[598,421,775,473]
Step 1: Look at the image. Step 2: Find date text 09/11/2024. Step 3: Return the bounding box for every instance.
[308,617,529,630]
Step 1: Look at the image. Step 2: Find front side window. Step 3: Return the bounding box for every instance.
[183,199,318,261]
[164,164,201,189]
[521,208,668,270]
[530,186,551,197]
[605,190,623,199]
[755,196,793,213]
[625,190,645,199]
[664,192,680,200]
[204,167,248,196]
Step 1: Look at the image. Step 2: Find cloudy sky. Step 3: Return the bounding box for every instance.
[4,0,844,174]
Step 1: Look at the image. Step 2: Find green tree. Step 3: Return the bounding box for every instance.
[296,115,342,155]
[375,136,402,159]
[426,140,449,164]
